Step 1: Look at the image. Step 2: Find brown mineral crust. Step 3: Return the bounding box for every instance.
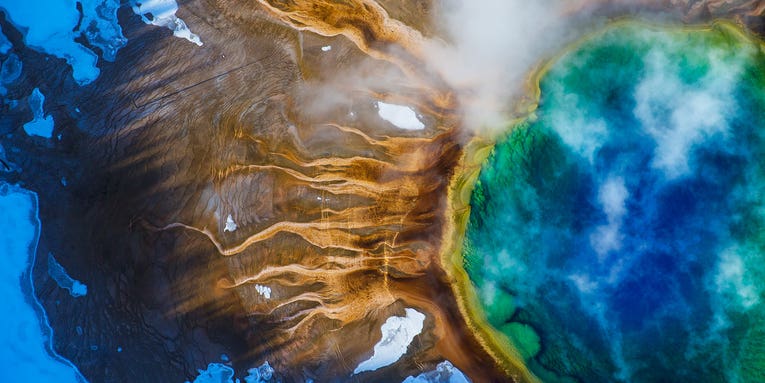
[573,0,765,28]
[670,0,765,19]
[16,0,508,381]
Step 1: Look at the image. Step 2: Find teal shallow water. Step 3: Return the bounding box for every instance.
[463,22,765,382]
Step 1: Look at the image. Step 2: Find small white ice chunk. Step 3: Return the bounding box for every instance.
[376,102,424,130]
[354,308,426,374]
[187,363,235,383]
[131,0,203,46]
[48,253,87,297]
[223,214,237,232]
[321,45,332,52]
[402,361,471,383]
[23,88,54,139]
[254,284,271,299]
[244,361,274,383]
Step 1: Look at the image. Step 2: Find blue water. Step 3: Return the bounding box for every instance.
[464,24,765,383]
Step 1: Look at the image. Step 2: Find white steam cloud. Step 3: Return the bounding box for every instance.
[590,176,629,260]
[423,0,592,131]
[633,41,749,179]
[549,89,610,163]
[714,246,760,309]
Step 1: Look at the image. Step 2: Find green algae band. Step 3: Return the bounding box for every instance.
[463,22,765,383]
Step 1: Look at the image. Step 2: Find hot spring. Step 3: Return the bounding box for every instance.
[462,21,765,383]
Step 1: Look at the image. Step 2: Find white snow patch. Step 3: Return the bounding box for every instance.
[132,0,203,46]
[354,308,426,374]
[254,284,271,299]
[0,182,87,382]
[402,361,471,383]
[23,88,54,138]
[376,102,425,131]
[224,214,237,232]
[321,45,332,52]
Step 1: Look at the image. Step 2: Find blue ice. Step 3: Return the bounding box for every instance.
[79,0,127,62]
[188,363,235,383]
[48,253,88,297]
[186,362,275,383]
[23,88,54,139]
[0,0,100,84]
[402,361,471,383]
[0,182,87,382]
[0,0,128,84]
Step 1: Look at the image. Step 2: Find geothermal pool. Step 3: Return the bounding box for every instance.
[462,22,765,383]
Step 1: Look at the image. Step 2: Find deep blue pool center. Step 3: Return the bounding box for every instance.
[463,22,765,383]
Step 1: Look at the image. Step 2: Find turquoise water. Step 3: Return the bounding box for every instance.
[464,23,765,382]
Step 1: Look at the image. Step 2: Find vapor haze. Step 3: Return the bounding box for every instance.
[423,0,592,132]
[418,0,760,133]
